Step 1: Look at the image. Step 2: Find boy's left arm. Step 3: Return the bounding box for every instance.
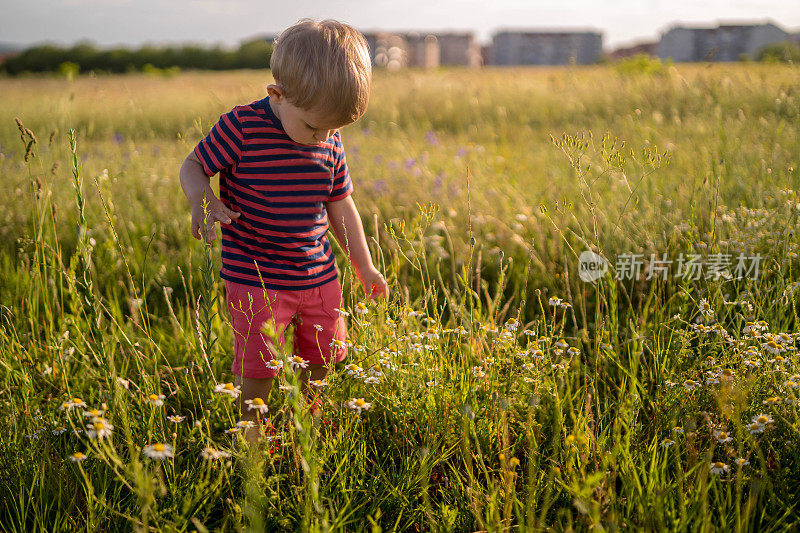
[327,196,388,299]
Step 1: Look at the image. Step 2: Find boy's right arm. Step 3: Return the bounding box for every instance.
[180,152,240,242]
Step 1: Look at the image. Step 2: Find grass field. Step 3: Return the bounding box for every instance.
[1,62,800,531]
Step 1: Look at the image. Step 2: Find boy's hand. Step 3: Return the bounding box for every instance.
[191,194,240,243]
[358,267,388,300]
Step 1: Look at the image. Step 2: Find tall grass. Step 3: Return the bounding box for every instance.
[0,64,799,531]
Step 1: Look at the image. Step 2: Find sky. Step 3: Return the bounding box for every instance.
[1,0,799,51]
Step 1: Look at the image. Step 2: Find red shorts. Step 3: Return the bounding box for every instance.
[224,277,348,378]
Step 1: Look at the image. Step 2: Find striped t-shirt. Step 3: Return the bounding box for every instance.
[193,96,353,290]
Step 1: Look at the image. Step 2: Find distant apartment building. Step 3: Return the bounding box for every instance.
[362,30,480,69]
[656,22,788,62]
[437,32,482,67]
[490,30,603,65]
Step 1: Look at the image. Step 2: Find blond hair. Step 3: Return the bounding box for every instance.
[270,19,372,125]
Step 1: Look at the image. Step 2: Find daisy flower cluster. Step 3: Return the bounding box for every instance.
[662,295,800,474]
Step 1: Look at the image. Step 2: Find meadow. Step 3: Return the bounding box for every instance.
[1,62,800,531]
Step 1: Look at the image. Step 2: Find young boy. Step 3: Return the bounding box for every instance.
[179,19,387,445]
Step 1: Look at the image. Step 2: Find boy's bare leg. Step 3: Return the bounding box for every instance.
[234,375,274,446]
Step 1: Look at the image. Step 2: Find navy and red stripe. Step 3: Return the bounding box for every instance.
[193,96,353,290]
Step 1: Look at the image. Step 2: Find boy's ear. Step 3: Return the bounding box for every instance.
[266,84,284,102]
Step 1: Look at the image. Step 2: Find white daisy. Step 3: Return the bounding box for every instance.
[752,413,774,427]
[265,359,284,371]
[660,438,675,448]
[713,430,733,444]
[244,397,269,414]
[288,356,309,370]
[69,451,88,462]
[710,461,729,475]
[143,443,174,460]
[167,415,185,424]
[60,397,87,411]
[683,379,700,392]
[214,382,242,398]
[345,363,364,376]
[201,446,231,460]
[746,421,765,434]
[698,298,714,316]
[762,340,783,355]
[347,398,372,412]
[85,419,114,440]
[146,393,166,407]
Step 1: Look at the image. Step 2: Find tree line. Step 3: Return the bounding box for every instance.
[0,38,273,75]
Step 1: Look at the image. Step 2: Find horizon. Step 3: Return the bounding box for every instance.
[2,1,799,52]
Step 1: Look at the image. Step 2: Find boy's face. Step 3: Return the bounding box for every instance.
[267,85,351,146]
